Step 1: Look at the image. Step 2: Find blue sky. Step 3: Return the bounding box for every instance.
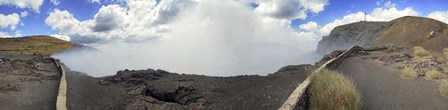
[0,0,448,41]
[291,0,448,28]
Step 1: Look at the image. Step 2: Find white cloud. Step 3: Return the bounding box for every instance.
[254,0,329,20]
[50,34,71,41]
[91,5,126,32]
[299,21,319,32]
[89,0,126,4]
[20,11,28,17]
[427,11,448,24]
[0,31,11,38]
[0,0,44,12]
[14,30,21,37]
[251,0,328,26]
[0,13,20,30]
[45,9,82,35]
[90,0,101,4]
[50,0,61,5]
[369,7,418,21]
[46,0,194,43]
[384,0,396,8]
[0,30,22,38]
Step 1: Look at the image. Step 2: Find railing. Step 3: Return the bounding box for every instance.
[279,46,363,110]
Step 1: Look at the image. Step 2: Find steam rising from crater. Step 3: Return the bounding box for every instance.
[53,0,320,77]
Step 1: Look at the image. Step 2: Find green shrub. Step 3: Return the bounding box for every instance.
[309,68,362,110]
[400,67,418,79]
[413,46,432,61]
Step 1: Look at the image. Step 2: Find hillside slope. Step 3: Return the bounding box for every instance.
[318,16,448,54]
[317,21,388,54]
[0,35,77,56]
[373,16,448,51]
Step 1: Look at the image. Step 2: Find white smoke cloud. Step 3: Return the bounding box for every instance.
[53,0,321,77]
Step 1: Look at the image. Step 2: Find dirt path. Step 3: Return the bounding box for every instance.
[338,57,448,110]
[0,58,61,110]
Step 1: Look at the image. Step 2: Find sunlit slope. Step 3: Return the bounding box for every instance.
[0,35,77,56]
[373,16,448,51]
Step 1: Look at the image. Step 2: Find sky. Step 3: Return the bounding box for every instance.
[0,0,448,42]
[1,0,448,76]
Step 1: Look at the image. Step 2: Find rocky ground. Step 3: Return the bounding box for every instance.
[0,56,61,110]
[65,64,315,110]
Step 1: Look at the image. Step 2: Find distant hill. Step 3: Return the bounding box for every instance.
[0,35,78,56]
[318,16,448,54]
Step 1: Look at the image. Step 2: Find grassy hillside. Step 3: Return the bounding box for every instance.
[0,35,77,56]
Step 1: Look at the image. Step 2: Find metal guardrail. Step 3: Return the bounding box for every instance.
[279,46,363,110]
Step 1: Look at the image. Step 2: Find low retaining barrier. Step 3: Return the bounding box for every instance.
[279,46,363,110]
[53,59,67,110]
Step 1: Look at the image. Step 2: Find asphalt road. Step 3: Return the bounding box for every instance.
[338,57,448,110]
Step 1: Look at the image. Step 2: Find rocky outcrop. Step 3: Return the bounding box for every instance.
[317,21,388,54]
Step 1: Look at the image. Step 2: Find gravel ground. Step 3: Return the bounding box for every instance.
[65,64,314,110]
[0,57,61,110]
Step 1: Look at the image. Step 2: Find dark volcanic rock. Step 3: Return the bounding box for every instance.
[67,66,311,110]
[100,69,169,86]
[144,85,201,105]
[273,64,315,76]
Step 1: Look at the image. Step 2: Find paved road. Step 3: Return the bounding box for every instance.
[338,57,448,110]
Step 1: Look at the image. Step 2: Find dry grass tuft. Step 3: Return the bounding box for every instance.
[425,69,444,79]
[309,68,362,110]
[400,67,418,79]
[439,81,448,98]
[413,46,432,61]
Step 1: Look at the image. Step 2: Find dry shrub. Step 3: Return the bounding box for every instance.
[425,69,444,79]
[309,68,362,110]
[400,67,418,79]
[439,81,448,98]
[413,46,432,61]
